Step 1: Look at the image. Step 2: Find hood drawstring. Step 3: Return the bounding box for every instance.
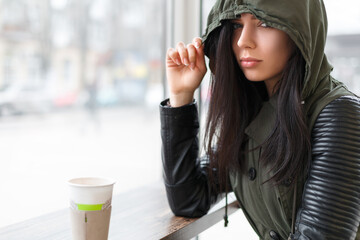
[224,193,229,227]
[291,179,298,234]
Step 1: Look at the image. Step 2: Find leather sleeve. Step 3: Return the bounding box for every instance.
[294,96,360,240]
[160,99,222,217]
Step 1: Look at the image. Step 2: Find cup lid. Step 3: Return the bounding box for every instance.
[68,177,115,188]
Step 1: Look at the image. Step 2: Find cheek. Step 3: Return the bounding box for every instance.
[232,44,241,66]
[232,34,240,55]
[261,34,293,66]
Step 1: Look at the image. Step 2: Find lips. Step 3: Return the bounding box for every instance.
[240,57,262,68]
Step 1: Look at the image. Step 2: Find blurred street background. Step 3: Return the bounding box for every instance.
[0,105,162,227]
[0,0,165,229]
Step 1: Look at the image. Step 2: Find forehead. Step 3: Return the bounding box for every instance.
[233,13,258,21]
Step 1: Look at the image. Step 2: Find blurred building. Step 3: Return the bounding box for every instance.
[0,0,164,115]
[326,34,360,94]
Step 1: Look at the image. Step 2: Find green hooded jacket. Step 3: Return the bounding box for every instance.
[201,0,358,239]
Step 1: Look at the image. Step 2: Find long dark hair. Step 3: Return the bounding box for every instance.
[204,21,311,192]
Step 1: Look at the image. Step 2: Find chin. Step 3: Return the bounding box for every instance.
[243,76,265,82]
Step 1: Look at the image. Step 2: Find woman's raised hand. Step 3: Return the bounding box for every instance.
[166,37,207,107]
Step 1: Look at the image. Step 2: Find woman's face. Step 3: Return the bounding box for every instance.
[232,13,295,95]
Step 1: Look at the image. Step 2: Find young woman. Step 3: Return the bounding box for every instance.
[160,0,360,239]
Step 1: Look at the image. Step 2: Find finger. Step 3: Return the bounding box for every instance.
[196,48,206,71]
[167,48,181,65]
[176,42,189,66]
[192,39,206,71]
[186,44,197,69]
[192,37,203,49]
[193,37,205,61]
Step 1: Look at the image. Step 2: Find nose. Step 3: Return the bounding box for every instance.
[236,25,256,49]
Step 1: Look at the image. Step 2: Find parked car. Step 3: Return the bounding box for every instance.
[0,84,53,116]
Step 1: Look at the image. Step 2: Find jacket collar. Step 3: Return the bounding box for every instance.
[245,95,277,145]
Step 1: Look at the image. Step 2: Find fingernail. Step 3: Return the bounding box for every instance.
[190,63,195,70]
[176,59,181,65]
[184,58,189,66]
[195,42,200,48]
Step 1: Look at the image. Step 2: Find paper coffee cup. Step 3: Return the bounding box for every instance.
[68,177,115,240]
[68,177,115,211]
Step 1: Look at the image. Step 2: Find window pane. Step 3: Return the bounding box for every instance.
[0,0,165,227]
[325,0,360,95]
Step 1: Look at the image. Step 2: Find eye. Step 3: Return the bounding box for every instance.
[259,22,270,28]
[232,22,243,30]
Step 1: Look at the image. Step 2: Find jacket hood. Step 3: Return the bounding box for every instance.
[202,0,333,102]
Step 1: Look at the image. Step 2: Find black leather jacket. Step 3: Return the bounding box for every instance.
[160,96,360,240]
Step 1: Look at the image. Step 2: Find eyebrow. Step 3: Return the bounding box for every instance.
[235,14,257,20]
[247,15,257,20]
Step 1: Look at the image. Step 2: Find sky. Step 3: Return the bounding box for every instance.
[325,0,360,35]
